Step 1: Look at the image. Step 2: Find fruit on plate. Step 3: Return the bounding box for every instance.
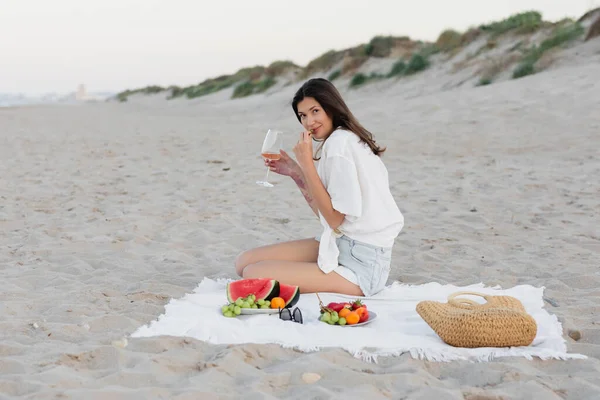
[278,283,300,308]
[221,294,273,317]
[317,296,370,326]
[226,278,280,303]
[222,279,302,317]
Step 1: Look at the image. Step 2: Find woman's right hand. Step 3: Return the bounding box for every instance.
[265,149,299,177]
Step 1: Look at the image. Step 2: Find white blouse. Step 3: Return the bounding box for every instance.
[316,129,404,272]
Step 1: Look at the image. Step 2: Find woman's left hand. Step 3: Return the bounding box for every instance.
[293,131,314,170]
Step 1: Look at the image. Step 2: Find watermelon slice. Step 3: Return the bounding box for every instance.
[226,278,280,303]
[279,283,300,308]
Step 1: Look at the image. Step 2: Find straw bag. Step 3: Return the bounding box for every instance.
[416,291,537,348]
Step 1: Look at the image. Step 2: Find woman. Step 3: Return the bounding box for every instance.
[235,78,404,296]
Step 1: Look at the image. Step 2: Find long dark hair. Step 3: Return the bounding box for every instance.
[291,78,386,160]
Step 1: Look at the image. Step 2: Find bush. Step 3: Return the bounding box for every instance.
[255,77,276,93]
[265,60,299,76]
[418,44,440,58]
[460,28,482,46]
[349,73,368,87]
[387,60,406,77]
[540,22,584,50]
[232,82,255,98]
[436,30,462,52]
[327,69,341,81]
[166,66,269,100]
[115,86,167,102]
[477,77,493,86]
[232,77,277,98]
[365,36,397,57]
[480,11,543,36]
[512,22,584,79]
[512,61,535,79]
[405,54,430,74]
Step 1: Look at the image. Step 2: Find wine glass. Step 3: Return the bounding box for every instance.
[256,129,283,187]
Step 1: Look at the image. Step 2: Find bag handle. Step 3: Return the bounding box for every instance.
[447,291,490,308]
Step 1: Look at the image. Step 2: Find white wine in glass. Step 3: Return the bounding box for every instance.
[256,129,283,187]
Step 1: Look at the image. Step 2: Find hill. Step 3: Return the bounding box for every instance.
[114,9,600,103]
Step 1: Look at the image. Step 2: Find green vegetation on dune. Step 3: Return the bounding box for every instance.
[116,61,298,102]
[477,77,493,86]
[349,73,368,87]
[232,76,277,98]
[327,69,341,81]
[265,60,300,76]
[116,85,167,102]
[512,21,585,79]
[115,9,591,100]
[365,35,411,57]
[405,53,430,74]
[350,46,433,88]
[169,66,265,100]
[387,60,406,77]
[480,11,545,36]
[435,29,463,52]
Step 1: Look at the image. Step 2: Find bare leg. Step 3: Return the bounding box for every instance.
[235,238,319,277]
[235,238,363,296]
[242,260,363,296]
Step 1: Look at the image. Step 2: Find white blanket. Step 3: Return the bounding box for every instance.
[131,278,586,363]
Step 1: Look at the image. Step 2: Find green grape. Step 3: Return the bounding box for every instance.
[320,312,331,323]
[223,311,234,318]
[251,304,258,309]
[228,304,235,312]
[330,311,339,323]
[235,298,244,307]
[249,294,256,301]
[247,298,254,306]
[260,305,269,309]
[257,299,265,306]
[264,300,270,307]
[241,301,250,308]
[338,317,347,326]
[233,306,242,315]
[221,305,229,314]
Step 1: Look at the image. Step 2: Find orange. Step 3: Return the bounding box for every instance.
[345,311,360,325]
[270,297,285,309]
[338,308,351,318]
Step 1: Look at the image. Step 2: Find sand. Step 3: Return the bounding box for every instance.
[1,51,600,398]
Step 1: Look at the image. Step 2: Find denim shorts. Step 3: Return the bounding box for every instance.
[316,234,392,297]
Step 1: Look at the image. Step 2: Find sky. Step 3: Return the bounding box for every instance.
[1,0,598,95]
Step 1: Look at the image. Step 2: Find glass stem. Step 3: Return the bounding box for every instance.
[264,167,270,182]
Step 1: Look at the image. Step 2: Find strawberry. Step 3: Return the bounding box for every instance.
[351,299,366,310]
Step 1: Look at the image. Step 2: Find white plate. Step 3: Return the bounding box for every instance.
[239,307,280,315]
[339,311,378,327]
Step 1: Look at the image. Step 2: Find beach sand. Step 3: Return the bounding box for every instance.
[1,56,600,398]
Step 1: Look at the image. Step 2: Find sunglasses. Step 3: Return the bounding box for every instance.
[278,307,303,324]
